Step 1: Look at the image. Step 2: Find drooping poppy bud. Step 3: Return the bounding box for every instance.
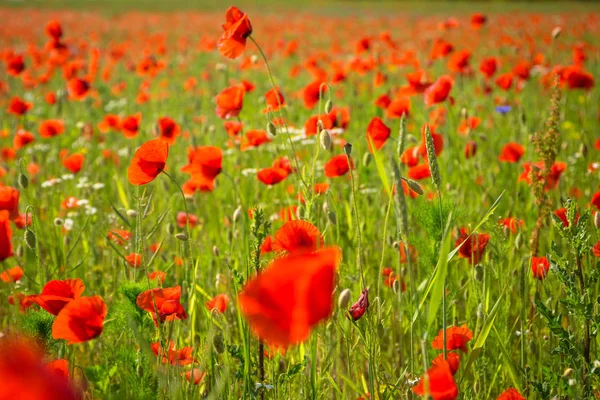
[347,288,369,321]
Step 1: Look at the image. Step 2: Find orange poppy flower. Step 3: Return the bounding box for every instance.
[62,153,84,173]
[216,84,245,119]
[314,182,329,194]
[408,164,431,180]
[272,220,324,254]
[324,154,353,178]
[238,247,341,348]
[412,360,458,400]
[470,13,487,29]
[52,295,107,344]
[432,324,473,353]
[241,130,271,151]
[272,156,294,175]
[108,229,131,245]
[518,161,566,190]
[177,212,199,229]
[128,139,169,186]
[431,352,461,375]
[181,146,223,186]
[553,207,579,227]
[498,143,524,163]
[148,271,166,284]
[6,54,26,76]
[367,116,391,152]
[218,6,253,59]
[8,97,32,116]
[531,256,550,280]
[499,217,524,234]
[156,117,180,145]
[496,388,525,400]
[32,278,85,316]
[425,75,453,107]
[136,286,187,325]
[455,228,490,265]
[0,185,20,219]
[224,120,243,136]
[495,73,514,90]
[592,241,600,258]
[0,211,13,262]
[0,265,23,283]
[121,113,141,138]
[98,114,121,133]
[67,78,90,100]
[562,65,594,90]
[303,81,325,109]
[125,253,142,268]
[264,87,285,112]
[447,50,471,74]
[479,57,497,79]
[46,359,69,379]
[386,97,411,119]
[46,20,63,40]
[13,130,35,150]
[39,119,65,138]
[151,341,196,366]
[206,294,229,313]
[257,167,288,186]
[592,190,600,211]
[185,369,206,385]
[375,94,392,109]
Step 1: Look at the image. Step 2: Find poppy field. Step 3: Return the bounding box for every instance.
[1,2,599,399]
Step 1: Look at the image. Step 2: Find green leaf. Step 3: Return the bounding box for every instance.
[109,201,132,229]
[492,326,522,391]
[114,175,130,209]
[368,136,392,196]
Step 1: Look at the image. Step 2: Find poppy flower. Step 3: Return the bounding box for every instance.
[401,146,420,167]
[431,352,461,375]
[185,369,206,385]
[518,161,566,190]
[0,336,79,400]
[264,87,285,112]
[108,229,132,244]
[458,117,481,135]
[32,278,86,316]
[562,66,594,90]
[479,57,498,79]
[303,81,325,109]
[216,84,245,119]
[121,113,141,138]
[531,256,550,280]
[257,167,288,186]
[314,182,329,194]
[498,143,524,163]
[156,117,180,145]
[348,288,369,321]
[128,139,169,186]
[46,359,69,380]
[238,247,341,348]
[0,185,20,219]
[497,388,525,400]
[218,6,253,59]
[6,54,25,76]
[304,114,335,136]
[272,156,294,175]
[241,130,271,151]
[62,153,84,173]
[375,94,392,109]
[408,164,431,180]
[455,228,490,264]
[432,324,473,353]
[206,294,229,313]
[366,117,391,152]
[386,97,411,119]
[553,207,579,227]
[181,146,223,186]
[425,75,453,107]
[412,360,458,400]
[324,154,353,178]
[591,190,600,211]
[52,296,107,344]
[177,212,199,229]
[0,211,13,262]
[148,271,166,284]
[512,61,531,80]
[499,217,524,234]
[136,286,187,325]
[8,97,32,116]
[13,130,35,150]
[592,241,600,258]
[39,119,65,138]
[224,120,243,136]
[46,20,63,40]
[447,50,471,74]
[151,341,196,366]
[464,141,477,158]
[470,13,487,29]
[67,78,90,100]
[98,114,121,133]
[272,220,324,254]
[495,73,514,91]
[0,265,23,283]
[125,253,142,268]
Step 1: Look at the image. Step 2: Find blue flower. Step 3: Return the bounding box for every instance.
[495,105,512,115]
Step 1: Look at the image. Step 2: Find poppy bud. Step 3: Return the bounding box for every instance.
[267,121,277,136]
[343,143,353,156]
[563,368,574,377]
[213,333,225,354]
[320,129,331,151]
[347,288,369,321]
[362,152,372,167]
[552,27,561,40]
[167,223,175,235]
[338,288,351,309]
[250,55,258,64]
[515,232,523,249]
[317,119,324,132]
[16,245,23,258]
[175,232,188,241]
[460,107,468,119]
[54,218,64,226]
[233,206,242,223]
[24,229,36,249]
[594,212,600,229]
[296,206,305,220]
[403,178,424,195]
[579,143,587,158]
[18,173,28,189]
[126,209,138,218]
[213,245,219,257]
[327,210,337,226]
[325,100,333,114]
[474,264,483,281]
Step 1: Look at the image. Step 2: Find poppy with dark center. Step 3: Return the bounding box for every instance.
[347,288,369,321]
[52,295,107,344]
[206,294,229,313]
[181,145,223,187]
[271,220,324,254]
[498,143,525,163]
[67,78,90,100]
[8,97,32,116]
[531,256,550,280]
[447,49,471,74]
[0,185,20,219]
[303,81,326,109]
[425,75,453,107]
[432,324,473,353]
[136,286,187,325]
[128,139,169,185]
[238,247,341,348]
[324,154,353,178]
[6,54,25,76]
[455,228,490,264]
[32,278,86,316]
[257,167,288,186]
[431,352,461,375]
[39,119,65,138]
[366,116,391,152]
[121,113,141,138]
[412,359,458,400]
[0,211,13,262]
[14,130,35,150]
[216,84,245,119]
[217,6,253,59]
[156,117,180,145]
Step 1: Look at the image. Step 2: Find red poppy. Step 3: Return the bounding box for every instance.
[128,139,169,186]
[257,167,288,186]
[13,130,35,150]
[6,54,25,76]
[531,256,550,280]
[479,57,497,79]
[431,352,461,375]
[238,247,341,348]
[52,296,107,344]
[497,388,525,400]
[325,154,353,178]
[156,117,180,145]
[272,156,294,175]
[495,73,514,91]
[447,50,471,74]
[366,117,391,152]
[512,61,531,80]
[304,114,335,136]
[121,113,141,138]
[499,217,524,234]
[148,271,166,283]
[8,97,32,116]
[0,211,13,262]
[386,97,411,119]
[303,81,325,109]
[62,153,84,173]
[185,369,206,385]
[46,359,69,380]
[375,94,391,109]
[272,220,324,254]
[455,228,490,264]
[264,87,285,112]
[241,130,271,151]
[218,6,253,59]
[518,161,566,190]
[125,253,142,268]
[177,212,199,229]
[46,20,63,40]
[348,288,369,321]
[553,207,579,227]
[425,75,453,107]
[108,229,132,245]
[98,114,121,133]
[498,143,524,163]
[151,341,196,366]
[314,182,330,194]
[470,13,487,29]
[206,294,229,313]
[216,84,245,119]
[224,120,243,136]
[458,117,481,135]
[32,278,86,316]
[181,146,223,186]
[464,141,477,158]
[432,324,473,353]
[412,360,458,400]
[136,286,187,325]
[67,78,90,100]
[39,119,65,139]
[0,265,23,283]
[562,66,594,90]
[0,185,20,219]
[592,241,600,258]
[591,190,600,211]
[408,164,431,180]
